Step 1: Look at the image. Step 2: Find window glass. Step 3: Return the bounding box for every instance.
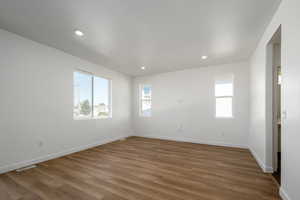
[93,77,110,118]
[73,71,111,119]
[74,72,93,119]
[215,76,233,118]
[215,82,233,97]
[216,97,232,118]
[140,85,152,117]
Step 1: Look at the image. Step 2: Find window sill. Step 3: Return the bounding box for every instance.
[73,117,112,120]
[215,116,234,119]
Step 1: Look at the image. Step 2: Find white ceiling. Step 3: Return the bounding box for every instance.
[0,0,281,76]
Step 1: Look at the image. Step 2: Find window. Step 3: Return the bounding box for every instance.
[277,66,282,85]
[215,76,233,118]
[73,71,111,119]
[139,85,152,117]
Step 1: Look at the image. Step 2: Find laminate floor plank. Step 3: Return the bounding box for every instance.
[0,137,281,200]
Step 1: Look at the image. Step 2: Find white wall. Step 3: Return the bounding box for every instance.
[0,29,133,173]
[133,62,249,148]
[249,0,300,199]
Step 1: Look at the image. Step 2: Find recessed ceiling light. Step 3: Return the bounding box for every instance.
[74,30,84,37]
[141,66,146,70]
[201,55,208,60]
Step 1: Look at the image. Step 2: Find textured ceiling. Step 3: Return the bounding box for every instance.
[0,0,281,76]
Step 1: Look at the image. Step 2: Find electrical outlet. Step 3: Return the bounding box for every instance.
[178,124,183,132]
[38,140,44,147]
[177,99,184,104]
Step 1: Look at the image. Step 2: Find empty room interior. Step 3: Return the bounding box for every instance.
[0,0,300,199]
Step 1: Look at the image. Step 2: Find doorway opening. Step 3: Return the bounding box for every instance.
[267,26,282,185]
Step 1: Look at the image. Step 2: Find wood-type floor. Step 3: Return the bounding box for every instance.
[0,137,281,200]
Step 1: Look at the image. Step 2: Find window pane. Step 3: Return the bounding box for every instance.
[215,83,233,97]
[142,86,151,99]
[93,76,110,118]
[74,72,92,118]
[141,85,152,117]
[141,99,151,117]
[278,74,282,85]
[216,97,232,118]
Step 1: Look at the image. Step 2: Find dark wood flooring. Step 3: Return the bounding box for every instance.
[0,137,281,200]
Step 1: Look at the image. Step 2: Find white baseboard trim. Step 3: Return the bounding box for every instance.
[249,147,273,173]
[280,187,291,200]
[0,135,128,174]
[135,134,248,149]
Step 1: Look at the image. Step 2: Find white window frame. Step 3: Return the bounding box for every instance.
[139,84,152,117]
[73,70,112,120]
[215,77,234,119]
